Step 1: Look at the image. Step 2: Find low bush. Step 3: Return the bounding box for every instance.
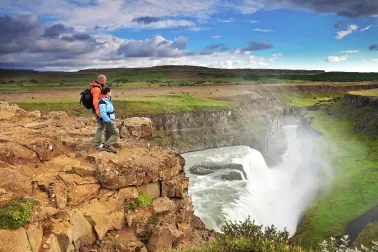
[124,192,153,211]
[0,197,39,229]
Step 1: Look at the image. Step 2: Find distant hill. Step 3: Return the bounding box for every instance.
[1,65,378,83]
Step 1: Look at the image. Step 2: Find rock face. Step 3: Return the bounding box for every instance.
[221,171,243,181]
[0,102,211,252]
[189,162,246,178]
[344,93,378,107]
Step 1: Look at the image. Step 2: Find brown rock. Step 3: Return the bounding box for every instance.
[82,199,125,240]
[162,178,189,199]
[152,197,176,215]
[24,121,50,130]
[173,197,195,224]
[0,166,32,198]
[45,155,81,173]
[68,184,100,206]
[58,173,97,187]
[26,222,43,252]
[0,228,32,252]
[0,142,39,166]
[96,148,183,189]
[45,234,62,252]
[48,111,70,121]
[28,110,41,119]
[137,183,160,200]
[115,229,145,252]
[117,187,138,203]
[73,165,96,177]
[50,210,96,251]
[147,223,182,252]
[120,117,152,139]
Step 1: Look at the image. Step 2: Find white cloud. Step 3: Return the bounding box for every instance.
[246,20,258,24]
[217,18,236,23]
[212,35,221,39]
[326,55,348,62]
[360,25,378,31]
[187,27,211,31]
[373,59,378,62]
[340,50,359,54]
[336,24,358,40]
[254,28,274,32]
[269,53,283,62]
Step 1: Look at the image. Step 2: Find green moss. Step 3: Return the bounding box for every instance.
[0,197,39,229]
[124,192,153,211]
[294,109,378,248]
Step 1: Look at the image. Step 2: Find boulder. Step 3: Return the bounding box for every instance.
[82,199,125,240]
[137,182,161,199]
[161,178,189,199]
[68,184,100,206]
[189,162,246,178]
[152,197,176,215]
[48,111,70,121]
[146,223,182,252]
[117,187,139,203]
[173,197,195,224]
[115,229,145,252]
[26,222,43,252]
[51,210,96,251]
[120,117,152,139]
[28,110,42,119]
[0,228,32,252]
[95,148,183,189]
[221,171,243,181]
[45,234,62,252]
[0,166,32,198]
[72,165,96,177]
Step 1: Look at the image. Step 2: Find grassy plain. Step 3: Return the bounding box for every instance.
[13,94,232,118]
[349,88,378,97]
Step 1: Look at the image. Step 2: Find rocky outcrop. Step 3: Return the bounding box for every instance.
[344,94,378,107]
[148,91,288,167]
[189,162,246,178]
[0,102,212,252]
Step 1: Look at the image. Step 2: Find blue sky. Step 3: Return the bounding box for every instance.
[0,0,378,71]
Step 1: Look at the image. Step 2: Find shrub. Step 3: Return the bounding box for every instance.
[124,192,153,211]
[0,197,39,229]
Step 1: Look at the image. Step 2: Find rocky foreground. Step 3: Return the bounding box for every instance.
[0,102,213,252]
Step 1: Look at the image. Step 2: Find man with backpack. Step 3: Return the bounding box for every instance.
[96,87,118,154]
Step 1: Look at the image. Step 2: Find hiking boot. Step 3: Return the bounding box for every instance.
[95,144,103,151]
[102,146,117,154]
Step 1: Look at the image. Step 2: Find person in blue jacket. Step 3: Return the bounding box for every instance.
[96,87,119,154]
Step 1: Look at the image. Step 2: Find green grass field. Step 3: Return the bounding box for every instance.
[12,94,232,117]
[284,95,334,107]
[294,109,378,248]
[349,88,378,97]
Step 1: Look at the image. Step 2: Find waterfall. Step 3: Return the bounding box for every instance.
[183,125,322,235]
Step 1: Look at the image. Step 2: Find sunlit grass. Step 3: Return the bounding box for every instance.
[349,88,378,97]
[12,94,232,118]
[295,110,378,248]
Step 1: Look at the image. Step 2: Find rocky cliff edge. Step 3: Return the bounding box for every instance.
[0,101,212,252]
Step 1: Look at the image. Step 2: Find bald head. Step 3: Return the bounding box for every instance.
[97,74,107,85]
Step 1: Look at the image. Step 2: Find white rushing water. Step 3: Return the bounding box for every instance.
[182,125,322,235]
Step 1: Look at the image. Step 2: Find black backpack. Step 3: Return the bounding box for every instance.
[80,88,94,109]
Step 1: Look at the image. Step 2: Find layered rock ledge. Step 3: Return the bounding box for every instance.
[0,101,212,252]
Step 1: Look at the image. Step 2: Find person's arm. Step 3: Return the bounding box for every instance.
[99,100,111,123]
[91,87,101,117]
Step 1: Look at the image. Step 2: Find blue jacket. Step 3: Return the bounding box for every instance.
[99,97,116,123]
